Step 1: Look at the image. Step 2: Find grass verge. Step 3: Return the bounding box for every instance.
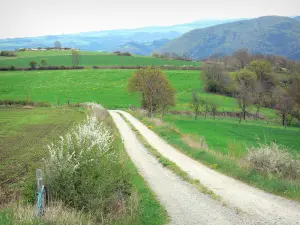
[129,110,300,201]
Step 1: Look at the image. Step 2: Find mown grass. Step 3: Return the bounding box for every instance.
[0,69,276,117]
[130,111,300,201]
[0,107,86,205]
[0,50,199,67]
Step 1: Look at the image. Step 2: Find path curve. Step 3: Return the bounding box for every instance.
[115,110,300,225]
[109,111,260,225]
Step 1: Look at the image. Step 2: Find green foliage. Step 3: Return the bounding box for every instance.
[128,67,175,116]
[29,60,37,69]
[248,60,272,79]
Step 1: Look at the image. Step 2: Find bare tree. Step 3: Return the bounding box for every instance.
[234,69,257,120]
[72,50,80,68]
[233,49,251,69]
[273,88,295,126]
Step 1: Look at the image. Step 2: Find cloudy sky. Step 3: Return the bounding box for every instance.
[0,0,299,38]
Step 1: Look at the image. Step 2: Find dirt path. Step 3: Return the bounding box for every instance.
[109,111,261,225]
[115,110,300,225]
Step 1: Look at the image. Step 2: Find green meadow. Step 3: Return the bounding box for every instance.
[0,50,199,67]
[0,69,278,119]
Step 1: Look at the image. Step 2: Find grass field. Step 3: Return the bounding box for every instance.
[0,69,276,118]
[132,111,300,201]
[0,50,199,67]
[0,107,85,203]
[164,115,300,154]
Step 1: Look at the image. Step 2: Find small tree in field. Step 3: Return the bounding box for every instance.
[128,67,175,117]
[40,59,48,67]
[29,61,37,69]
[72,50,80,68]
[191,91,201,120]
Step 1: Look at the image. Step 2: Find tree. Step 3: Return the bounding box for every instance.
[234,69,257,120]
[128,67,175,117]
[201,63,232,94]
[40,59,48,67]
[273,88,295,126]
[29,61,37,69]
[191,91,201,120]
[232,49,251,69]
[248,60,272,81]
[54,41,61,49]
[72,50,80,68]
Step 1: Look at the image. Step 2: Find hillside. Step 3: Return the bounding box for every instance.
[0,19,239,53]
[159,16,300,60]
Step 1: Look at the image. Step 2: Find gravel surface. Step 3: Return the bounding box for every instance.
[110,111,263,225]
[115,110,300,225]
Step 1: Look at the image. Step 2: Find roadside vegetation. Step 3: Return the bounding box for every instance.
[0,104,167,224]
[128,110,300,201]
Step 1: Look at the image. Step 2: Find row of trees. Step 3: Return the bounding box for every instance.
[152,52,193,61]
[201,49,300,126]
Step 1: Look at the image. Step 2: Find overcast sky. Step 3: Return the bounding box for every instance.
[0,0,299,39]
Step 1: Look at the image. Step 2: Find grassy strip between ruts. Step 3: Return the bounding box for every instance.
[117,112,222,203]
[128,110,300,202]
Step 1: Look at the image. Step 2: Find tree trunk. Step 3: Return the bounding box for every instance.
[282,114,286,126]
[243,110,246,120]
[194,112,198,120]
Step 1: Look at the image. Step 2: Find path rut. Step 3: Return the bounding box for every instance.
[109,111,261,225]
[115,110,300,225]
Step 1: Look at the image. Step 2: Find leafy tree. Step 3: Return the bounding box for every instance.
[128,67,175,117]
[40,59,48,67]
[191,91,202,120]
[248,60,272,80]
[29,61,37,69]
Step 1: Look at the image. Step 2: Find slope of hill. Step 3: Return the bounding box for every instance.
[159,16,300,60]
[0,19,239,53]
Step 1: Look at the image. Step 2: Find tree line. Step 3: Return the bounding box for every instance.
[200,49,300,126]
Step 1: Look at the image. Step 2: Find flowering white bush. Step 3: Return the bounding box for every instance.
[47,115,112,172]
[246,143,300,179]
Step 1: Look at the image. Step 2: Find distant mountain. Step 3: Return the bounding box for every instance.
[0,19,240,53]
[116,39,169,55]
[158,16,300,60]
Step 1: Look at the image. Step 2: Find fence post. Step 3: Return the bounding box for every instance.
[36,169,43,193]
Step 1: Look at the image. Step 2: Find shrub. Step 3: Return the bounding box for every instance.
[246,143,300,179]
[44,115,131,217]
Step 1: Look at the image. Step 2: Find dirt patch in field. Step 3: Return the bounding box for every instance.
[181,134,209,150]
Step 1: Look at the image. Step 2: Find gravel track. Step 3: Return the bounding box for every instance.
[109,111,264,225]
[115,110,300,225]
